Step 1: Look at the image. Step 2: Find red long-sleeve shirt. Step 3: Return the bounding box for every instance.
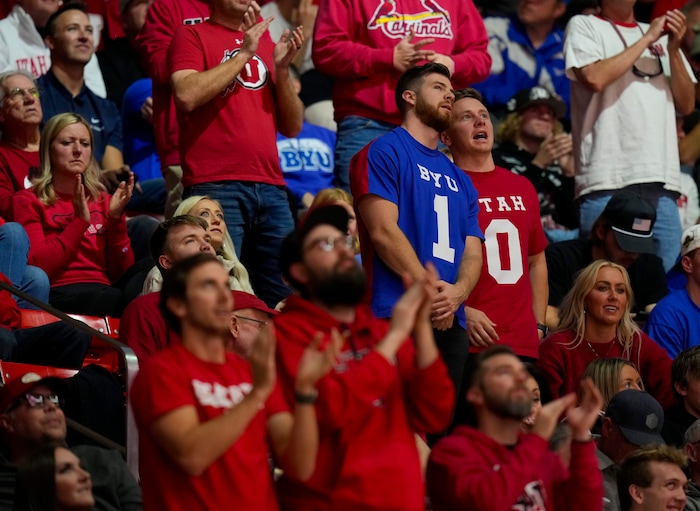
[273,295,454,511]
[312,0,491,124]
[13,190,133,287]
[427,426,604,511]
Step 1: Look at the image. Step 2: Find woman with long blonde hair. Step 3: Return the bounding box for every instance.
[538,259,673,407]
[13,113,134,316]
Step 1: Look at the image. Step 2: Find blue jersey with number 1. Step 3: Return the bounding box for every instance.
[351,127,483,329]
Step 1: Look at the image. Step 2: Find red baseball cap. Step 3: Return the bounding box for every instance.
[0,372,69,413]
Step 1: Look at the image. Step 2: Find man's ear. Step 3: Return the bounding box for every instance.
[675,381,689,397]
[159,254,173,271]
[229,314,239,339]
[685,442,698,462]
[593,223,606,242]
[166,296,187,321]
[681,255,693,274]
[0,414,14,435]
[45,35,56,52]
[466,386,483,407]
[440,130,452,147]
[289,262,308,288]
[402,89,417,108]
[629,484,644,505]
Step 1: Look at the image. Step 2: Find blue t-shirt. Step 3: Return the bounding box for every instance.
[38,70,123,165]
[277,121,335,206]
[121,78,160,181]
[359,127,483,328]
[644,288,700,359]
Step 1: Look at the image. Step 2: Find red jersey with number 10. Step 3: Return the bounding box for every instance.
[465,166,547,359]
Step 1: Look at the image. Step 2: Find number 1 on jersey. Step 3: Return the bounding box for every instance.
[433,194,455,263]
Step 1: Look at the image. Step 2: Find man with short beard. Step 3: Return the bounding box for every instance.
[427,344,605,511]
[350,63,483,411]
[274,204,455,511]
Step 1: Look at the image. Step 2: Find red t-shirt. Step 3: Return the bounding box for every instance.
[130,343,286,511]
[464,166,548,359]
[0,141,39,219]
[12,190,133,287]
[168,20,284,188]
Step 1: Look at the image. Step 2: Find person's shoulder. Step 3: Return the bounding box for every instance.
[541,329,575,347]
[545,238,587,258]
[483,15,511,34]
[72,444,127,466]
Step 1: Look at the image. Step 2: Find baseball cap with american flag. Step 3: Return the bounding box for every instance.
[601,190,656,255]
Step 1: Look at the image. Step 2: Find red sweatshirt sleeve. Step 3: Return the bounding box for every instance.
[638,334,675,409]
[537,337,567,399]
[427,431,552,511]
[448,1,491,87]
[553,440,605,511]
[13,191,89,280]
[104,209,134,282]
[136,0,181,85]
[311,0,394,79]
[0,273,21,330]
[398,344,454,433]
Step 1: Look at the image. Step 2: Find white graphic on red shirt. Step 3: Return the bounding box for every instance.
[192,379,253,408]
[220,49,269,96]
[367,0,453,39]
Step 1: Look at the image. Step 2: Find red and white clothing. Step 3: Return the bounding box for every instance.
[0,141,37,219]
[135,0,210,168]
[12,190,133,287]
[273,295,454,511]
[130,343,287,511]
[564,15,695,198]
[312,0,491,124]
[538,329,675,408]
[168,20,284,188]
[465,167,547,359]
[427,425,604,511]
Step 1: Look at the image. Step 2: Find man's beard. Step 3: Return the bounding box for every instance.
[481,384,532,420]
[307,259,367,307]
[415,94,451,132]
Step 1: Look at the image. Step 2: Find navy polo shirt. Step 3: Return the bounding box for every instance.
[38,70,123,165]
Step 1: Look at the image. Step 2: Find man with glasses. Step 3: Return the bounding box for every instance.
[228,290,277,358]
[683,419,700,509]
[0,372,142,510]
[274,204,454,511]
[0,70,41,220]
[564,0,696,272]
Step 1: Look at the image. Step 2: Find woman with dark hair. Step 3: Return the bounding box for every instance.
[538,259,673,408]
[15,443,94,511]
[12,113,134,317]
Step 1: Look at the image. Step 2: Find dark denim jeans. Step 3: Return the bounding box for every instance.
[185,181,294,307]
[334,116,396,192]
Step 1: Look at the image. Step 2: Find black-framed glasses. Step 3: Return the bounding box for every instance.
[604,18,664,80]
[6,393,64,413]
[304,235,355,253]
[234,315,268,329]
[5,87,40,102]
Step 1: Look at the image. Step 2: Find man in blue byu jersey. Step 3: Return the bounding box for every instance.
[350,63,483,410]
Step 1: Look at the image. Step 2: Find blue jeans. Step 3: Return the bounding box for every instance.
[185,181,294,307]
[579,190,682,272]
[334,116,397,192]
[0,222,49,309]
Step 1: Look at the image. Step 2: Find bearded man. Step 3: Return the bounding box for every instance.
[274,204,455,511]
[349,63,483,408]
[427,345,605,511]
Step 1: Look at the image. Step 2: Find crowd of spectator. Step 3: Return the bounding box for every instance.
[2,0,700,509]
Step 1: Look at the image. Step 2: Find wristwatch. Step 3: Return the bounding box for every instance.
[537,323,549,338]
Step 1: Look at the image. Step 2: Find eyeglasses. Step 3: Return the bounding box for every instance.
[604,18,664,80]
[5,87,40,103]
[304,235,355,253]
[6,393,64,413]
[234,315,268,328]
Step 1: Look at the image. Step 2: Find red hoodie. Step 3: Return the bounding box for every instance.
[427,426,604,511]
[312,0,491,125]
[273,295,454,511]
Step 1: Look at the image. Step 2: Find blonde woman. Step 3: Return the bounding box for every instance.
[580,357,644,410]
[538,259,673,408]
[142,195,253,295]
[13,113,134,316]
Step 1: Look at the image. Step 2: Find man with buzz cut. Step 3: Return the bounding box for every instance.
[350,63,484,404]
[130,253,338,510]
[441,87,548,361]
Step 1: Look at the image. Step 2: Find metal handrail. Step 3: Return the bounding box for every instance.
[0,280,140,479]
